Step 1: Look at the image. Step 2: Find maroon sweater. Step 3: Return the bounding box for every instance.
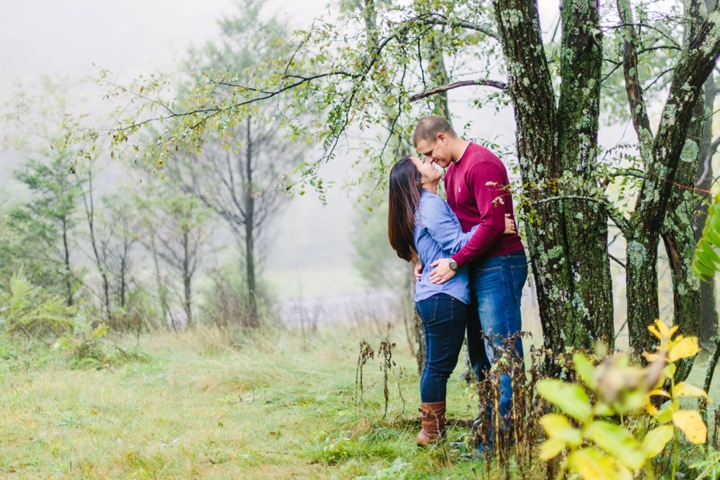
[446,142,524,268]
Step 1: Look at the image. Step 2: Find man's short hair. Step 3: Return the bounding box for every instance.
[412,115,457,147]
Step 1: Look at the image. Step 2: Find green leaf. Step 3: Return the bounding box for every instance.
[705,226,720,251]
[693,258,715,277]
[699,239,720,265]
[537,379,593,423]
[655,401,679,424]
[584,421,646,470]
[641,425,673,458]
[573,353,596,390]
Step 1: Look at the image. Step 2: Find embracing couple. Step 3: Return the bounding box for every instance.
[387,115,527,449]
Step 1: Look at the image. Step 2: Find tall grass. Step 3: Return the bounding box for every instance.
[0,321,491,479]
[1,319,717,479]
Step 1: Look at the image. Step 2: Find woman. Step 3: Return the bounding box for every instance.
[387,156,515,446]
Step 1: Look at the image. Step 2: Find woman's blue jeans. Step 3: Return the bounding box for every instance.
[467,251,528,420]
[416,294,468,403]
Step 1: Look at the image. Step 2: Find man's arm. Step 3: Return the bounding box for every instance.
[451,163,508,268]
[429,213,516,284]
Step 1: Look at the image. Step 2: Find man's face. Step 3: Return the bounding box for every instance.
[416,134,452,168]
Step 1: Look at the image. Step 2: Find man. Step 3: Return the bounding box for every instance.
[413,115,527,437]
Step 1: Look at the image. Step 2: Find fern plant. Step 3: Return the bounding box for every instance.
[0,270,75,340]
[693,194,720,279]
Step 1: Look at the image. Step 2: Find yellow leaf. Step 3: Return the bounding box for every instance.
[645,389,669,416]
[539,438,566,460]
[641,425,673,458]
[567,447,633,480]
[668,337,700,362]
[673,382,710,400]
[539,414,583,447]
[643,351,660,362]
[648,323,662,341]
[651,320,671,341]
[672,410,707,444]
[661,363,677,383]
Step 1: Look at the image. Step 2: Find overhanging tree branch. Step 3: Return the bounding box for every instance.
[408,79,506,102]
[410,13,497,39]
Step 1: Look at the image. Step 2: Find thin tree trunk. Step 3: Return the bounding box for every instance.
[62,218,73,307]
[695,0,719,349]
[150,232,170,330]
[182,228,193,327]
[245,118,259,327]
[81,170,111,318]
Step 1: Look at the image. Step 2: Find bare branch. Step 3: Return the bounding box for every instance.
[616,0,655,158]
[409,79,506,102]
[410,14,497,39]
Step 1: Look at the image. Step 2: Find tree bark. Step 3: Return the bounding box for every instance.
[494,0,614,368]
[81,170,111,319]
[661,93,704,380]
[62,218,73,307]
[245,118,259,328]
[695,0,719,350]
[557,0,615,347]
[626,2,720,357]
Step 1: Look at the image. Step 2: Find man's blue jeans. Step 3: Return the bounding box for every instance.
[416,294,468,403]
[467,251,528,420]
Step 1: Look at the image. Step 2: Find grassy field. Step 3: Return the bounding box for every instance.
[0,320,718,479]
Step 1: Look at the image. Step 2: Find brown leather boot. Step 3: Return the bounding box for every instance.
[417,401,446,446]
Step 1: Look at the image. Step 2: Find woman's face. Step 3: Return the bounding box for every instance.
[410,156,442,188]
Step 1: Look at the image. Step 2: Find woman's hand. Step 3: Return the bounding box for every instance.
[504,214,516,235]
[414,261,423,280]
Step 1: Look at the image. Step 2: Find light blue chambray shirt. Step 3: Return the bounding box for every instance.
[414,190,477,304]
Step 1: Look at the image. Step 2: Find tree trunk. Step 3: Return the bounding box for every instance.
[422,32,450,120]
[695,0,719,350]
[182,227,193,328]
[150,232,170,330]
[624,0,720,357]
[557,0,615,347]
[661,94,704,379]
[494,0,614,370]
[245,118,259,327]
[83,171,111,319]
[62,218,73,307]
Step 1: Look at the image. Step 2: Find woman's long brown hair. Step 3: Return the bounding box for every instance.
[388,156,422,262]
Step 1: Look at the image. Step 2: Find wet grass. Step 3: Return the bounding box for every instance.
[0,322,505,479]
[0,320,717,479]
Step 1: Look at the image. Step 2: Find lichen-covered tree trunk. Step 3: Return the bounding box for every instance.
[661,97,704,379]
[695,0,719,349]
[696,72,719,348]
[494,0,614,364]
[623,1,720,357]
[557,0,615,347]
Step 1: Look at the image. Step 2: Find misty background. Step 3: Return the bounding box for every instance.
[0,0,650,334]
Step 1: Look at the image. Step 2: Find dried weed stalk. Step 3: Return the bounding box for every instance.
[472,331,550,479]
[355,340,375,416]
